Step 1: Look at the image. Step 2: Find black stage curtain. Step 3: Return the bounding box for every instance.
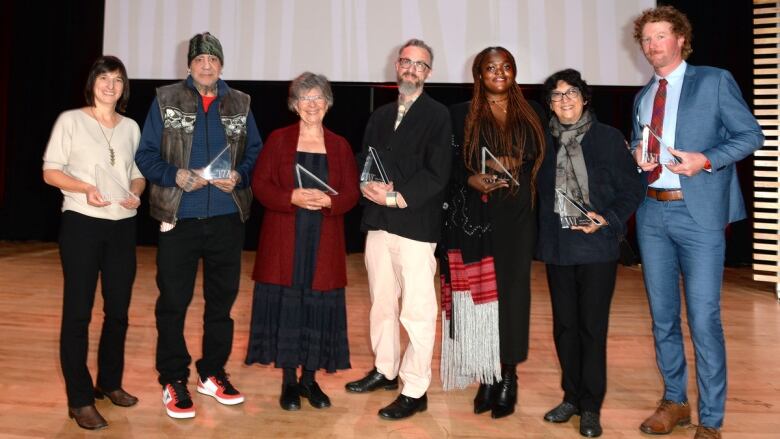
[0,0,105,240]
[0,1,11,206]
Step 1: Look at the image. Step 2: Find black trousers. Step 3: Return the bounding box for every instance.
[545,261,617,413]
[490,186,535,364]
[155,214,244,385]
[58,211,137,408]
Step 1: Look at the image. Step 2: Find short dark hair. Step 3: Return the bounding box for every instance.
[542,68,592,107]
[633,5,693,60]
[288,72,334,112]
[84,55,130,112]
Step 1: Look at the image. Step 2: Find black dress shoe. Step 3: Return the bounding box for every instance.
[68,405,108,430]
[378,393,427,420]
[544,401,579,423]
[491,365,517,419]
[95,387,139,407]
[473,382,496,414]
[345,368,398,393]
[299,380,331,409]
[580,411,602,437]
[279,383,301,411]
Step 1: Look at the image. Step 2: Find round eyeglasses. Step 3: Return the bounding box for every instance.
[298,95,326,104]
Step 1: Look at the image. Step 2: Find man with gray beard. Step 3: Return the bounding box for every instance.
[344,39,452,420]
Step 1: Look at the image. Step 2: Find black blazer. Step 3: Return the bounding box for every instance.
[359,93,452,242]
[536,115,644,265]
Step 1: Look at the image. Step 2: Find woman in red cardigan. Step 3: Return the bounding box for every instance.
[245,72,359,411]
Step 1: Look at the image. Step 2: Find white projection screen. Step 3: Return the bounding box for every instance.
[104,0,655,85]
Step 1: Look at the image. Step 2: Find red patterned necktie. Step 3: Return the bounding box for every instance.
[647,78,667,183]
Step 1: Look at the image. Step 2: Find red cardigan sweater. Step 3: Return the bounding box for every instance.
[251,123,360,290]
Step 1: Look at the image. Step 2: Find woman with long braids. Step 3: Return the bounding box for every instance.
[440,47,545,419]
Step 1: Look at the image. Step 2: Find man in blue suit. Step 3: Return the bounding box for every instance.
[630,6,763,439]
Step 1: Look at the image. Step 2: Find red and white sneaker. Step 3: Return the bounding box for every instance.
[197,372,245,405]
[162,381,196,419]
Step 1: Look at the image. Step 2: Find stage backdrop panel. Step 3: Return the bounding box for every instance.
[104,0,654,85]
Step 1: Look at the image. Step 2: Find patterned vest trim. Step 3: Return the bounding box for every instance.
[148,80,253,223]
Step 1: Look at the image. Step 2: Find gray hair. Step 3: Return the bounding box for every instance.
[287,72,334,112]
[398,38,434,66]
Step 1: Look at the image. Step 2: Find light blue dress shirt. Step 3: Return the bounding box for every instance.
[639,61,687,189]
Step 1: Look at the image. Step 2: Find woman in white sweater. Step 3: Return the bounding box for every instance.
[42,55,145,430]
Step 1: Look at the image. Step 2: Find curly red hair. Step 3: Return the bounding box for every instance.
[633,5,693,59]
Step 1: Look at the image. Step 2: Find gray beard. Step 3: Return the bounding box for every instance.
[398,79,420,96]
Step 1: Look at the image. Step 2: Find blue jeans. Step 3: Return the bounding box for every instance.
[637,198,726,428]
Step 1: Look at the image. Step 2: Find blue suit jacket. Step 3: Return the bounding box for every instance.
[631,64,764,230]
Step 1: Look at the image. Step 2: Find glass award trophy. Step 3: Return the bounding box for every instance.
[555,188,601,229]
[360,146,390,184]
[296,164,338,195]
[640,125,653,163]
[643,124,681,164]
[481,147,519,185]
[95,164,136,203]
[200,145,232,180]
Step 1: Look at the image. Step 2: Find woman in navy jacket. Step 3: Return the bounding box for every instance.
[537,69,643,438]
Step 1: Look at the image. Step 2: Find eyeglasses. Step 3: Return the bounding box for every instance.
[550,88,581,102]
[298,95,326,104]
[398,58,430,72]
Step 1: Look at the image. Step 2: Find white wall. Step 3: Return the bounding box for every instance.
[103,0,655,85]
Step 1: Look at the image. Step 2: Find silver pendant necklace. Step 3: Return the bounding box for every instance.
[91,107,116,166]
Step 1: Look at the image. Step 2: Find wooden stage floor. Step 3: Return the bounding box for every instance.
[0,242,778,438]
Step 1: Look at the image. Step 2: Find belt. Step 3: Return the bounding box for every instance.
[646,188,684,201]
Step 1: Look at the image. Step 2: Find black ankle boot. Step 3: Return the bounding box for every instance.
[474,382,496,414]
[491,364,517,419]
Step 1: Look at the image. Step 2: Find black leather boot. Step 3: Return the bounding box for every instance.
[473,382,496,414]
[491,364,517,419]
[279,383,301,411]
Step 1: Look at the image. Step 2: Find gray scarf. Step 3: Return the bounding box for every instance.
[550,110,593,218]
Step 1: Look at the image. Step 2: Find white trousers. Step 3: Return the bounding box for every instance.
[364,230,438,398]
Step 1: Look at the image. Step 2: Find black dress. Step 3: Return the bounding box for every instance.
[440,102,539,389]
[245,152,350,372]
[489,159,535,364]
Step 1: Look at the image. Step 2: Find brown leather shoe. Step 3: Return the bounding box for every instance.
[639,399,691,434]
[694,426,721,439]
[68,405,108,430]
[95,387,139,407]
